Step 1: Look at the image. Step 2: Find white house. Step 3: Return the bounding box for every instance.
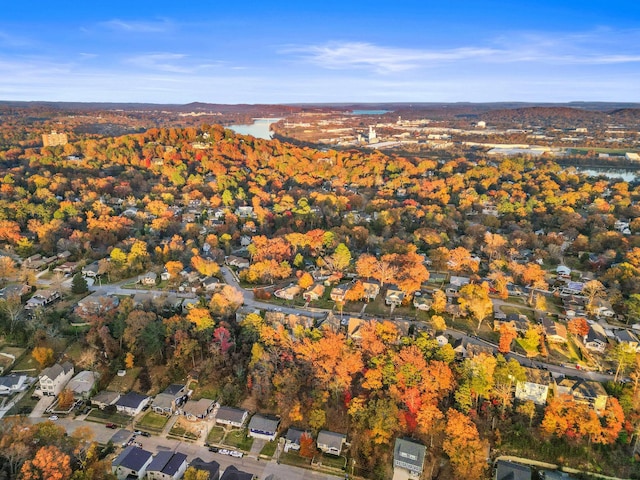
[112,445,153,480]
[316,430,346,455]
[0,375,31,395]
[66,370,98,399]
[248,414,280,441]
[393,438,427,479]
[25,290,61,310]
[515,367,552,405]
[146,451,188,480]
[38,362,74,396]
[215,406,248,427]
[115,392,150,416]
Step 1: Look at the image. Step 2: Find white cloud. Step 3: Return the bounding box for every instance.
[101,18,174,33]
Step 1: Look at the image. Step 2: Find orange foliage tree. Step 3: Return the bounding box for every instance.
[20,445,72,480]
[442,409,488,480]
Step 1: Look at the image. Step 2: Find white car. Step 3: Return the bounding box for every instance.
[219,449,230,455]
[229,450,243,458]
[48,415,59,421]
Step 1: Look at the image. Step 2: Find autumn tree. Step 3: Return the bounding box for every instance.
[298,272,314,290]
[191,255,220,277]
[517,400,536,427]
[209,285,243,318]
[32,347,54,368]
[443,409,488,480]
[567,317,590,337]
[0,255,17,286]
[431,289,447,314]
[187,307,215,331]
[498,322,517,353]
[184,467,210,480]
[458,282,493,330]
[21,445,72,480]
[57,388,75,411]
[299,432,316,458]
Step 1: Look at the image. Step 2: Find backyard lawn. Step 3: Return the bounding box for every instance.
[86,409,131,427]
[107,367,141,392]
[135,411,169,431]
[206,426,225,444]
[223,429,254,451]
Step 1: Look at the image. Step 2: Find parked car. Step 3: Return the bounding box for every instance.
[48,415,59,421]
[105,423,117,429]
[219,449,230,455]
[140,432,150,437]
[208,446,219,453]
[134,430,142,435]
[229,450,243,458]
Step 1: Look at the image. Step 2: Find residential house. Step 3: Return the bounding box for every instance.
[234,206,255,218]
[53,262,78,275]
[146,451,188,480]
[215,406,249,427]
[505,313,530,333]
[448,276,471,290]
[81,262,100,278]
[393,438,426,479]
[316,430,346,455]
[138,272,158,286]
[0,375,31,395]
[92,391,121,409]
[515,367,552,405]
[347,317,366,341]
[66,370,98,399]
[112,445,153,480]
[188,458,220,480]
[182,398,216,420]
[248,414,280,441]
[452,338,467,358]
[556,378,608,413]
[584,324,608,353]
[201,277,220,292]
[152,384,187,415]
[330,284,351,303]
[615,329,640,352]
[556,265,571,277]
[274,285,301,300]
[0,284,30,300]
[495,460,532,480]
[38,362,74,396]
[115,392,150,416]
[466,343,496,358]
[362,280,381,301]
[76,293,119,316]
[385,285,405,306]
[303,284,325,302]
[25,290,61,310]
[592,298,615,318]
[225,256,250,269]
[413,295,432,311]
[542,318,568,343]
[219,466,253,480]
[317,312,341,332]
[284,427,310,453]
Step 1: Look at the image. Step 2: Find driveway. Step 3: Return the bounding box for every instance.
[29,395,55,418]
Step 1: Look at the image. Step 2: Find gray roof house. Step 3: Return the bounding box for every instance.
[182,398,216,420]
[66,370,98,399]
[152,393,177,415]
[316,430,346,455]
[115,391,150,416]
[0,375,30,395]
[284,427,310,453]
[92,391,121,409]
[248,414,280,441]
[146,451,188,480]
[393,438,427,478]
[112,445,153,480]
[215,406,249,427]
[495,460,532,480]
[188,458,220,480]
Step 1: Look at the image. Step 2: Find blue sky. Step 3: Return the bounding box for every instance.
[2,1,640,103]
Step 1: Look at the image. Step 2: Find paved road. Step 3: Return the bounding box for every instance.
[87,270,617,384]
[30,417,341,480]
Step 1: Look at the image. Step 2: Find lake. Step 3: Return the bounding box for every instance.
[574,167,638,182]
[228,118,281,140]
[351,110,391,115]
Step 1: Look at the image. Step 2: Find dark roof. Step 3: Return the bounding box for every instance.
[393,438,426,473]
[112,445,152,471]
[189,458,220,480]
[147,451,187,476]
[216,406,248,423]
[163,384,185,396]
[248,414,280,434]
[495,460,532,480]
[285,427,308,444]
[220,465,253,480]
[115,391,149,409]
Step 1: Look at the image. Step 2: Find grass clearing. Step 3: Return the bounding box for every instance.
[86,409,132,427]
[223,429,254,451]
[11,352,40,374]
[280,451,312,467]
[260,441,277,458]
[206,426,225,444]
[169,420,200,441]
[317,453,346,470]
[107,367,140,392]
[135,411,169,431]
